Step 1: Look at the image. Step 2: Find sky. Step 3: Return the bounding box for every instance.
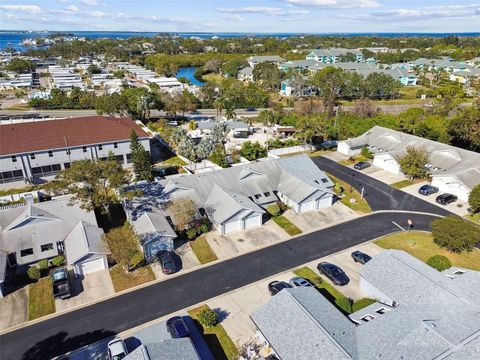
[0,0,479,33]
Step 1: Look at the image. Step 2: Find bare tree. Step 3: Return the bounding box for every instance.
[167,198,197,231]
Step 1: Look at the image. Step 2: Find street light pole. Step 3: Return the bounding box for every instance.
[349,173,355,194]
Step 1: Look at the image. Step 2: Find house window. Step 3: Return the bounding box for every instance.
[98,144,103,150]
[30,153,36,160]
[114,142,118,148]
[48,150,53,157]
[264,192,271,197]
[82,146,87,153]
[254,194,262,200]
[126,153,133,163]
[0,170,23,184]
[41,243,54,252]
[11,155,17,162]
[20,248,34,257]
[64,162,71,169]
[66,149,71,155]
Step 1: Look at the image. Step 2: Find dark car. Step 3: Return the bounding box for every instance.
[436,193,458,205]
[418,184,439,196]
[351,251,372,265]
[166,316,189,338]
[317,262,350,286]
[268,281,292,296]
[354,161,371,170]
[159,251,177,274]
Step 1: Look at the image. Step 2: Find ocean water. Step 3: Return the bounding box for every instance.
[1,31,480,52]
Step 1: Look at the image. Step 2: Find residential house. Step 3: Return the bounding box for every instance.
[252,250,480,360]
[246,55,285,68]
[0,195,109,297]
[279,59,319,72]
[449,68,480,84]
[306,48,364,63]
[337,126,480,201]
[0,116,150,184]
[238,67,253,82]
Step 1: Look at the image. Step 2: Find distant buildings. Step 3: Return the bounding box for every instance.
[246,55,285,68]
[114,62,184,91]
[0,116,150,184]
[49,65,85,90]
[252,250,480,360]
[338,126,480,201]
[306,48,364,64]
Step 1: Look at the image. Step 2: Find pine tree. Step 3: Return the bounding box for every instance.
[130,129,154,181]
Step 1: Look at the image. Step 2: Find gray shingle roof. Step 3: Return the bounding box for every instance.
[64,221,108,265]
[125,339,200,360]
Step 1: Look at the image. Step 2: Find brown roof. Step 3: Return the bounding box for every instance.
[0,116,149,156]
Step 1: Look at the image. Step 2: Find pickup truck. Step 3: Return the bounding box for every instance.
[52,268,71,299]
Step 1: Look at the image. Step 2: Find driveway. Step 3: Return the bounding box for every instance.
[204,220,288,259]
[0,212,440,360]
[55,270,114,313]
[361,166,407,185]
[0,287,28,331]
[283,202,358,232]
[150,242,200,280]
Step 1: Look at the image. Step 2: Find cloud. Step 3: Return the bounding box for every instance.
[90,10,106,17]
[282,0,381,8]
[66,5,79,12]
[82,0,98,5]
[221,15,245,22]
[217,6,309,16]
[0,5,41,14]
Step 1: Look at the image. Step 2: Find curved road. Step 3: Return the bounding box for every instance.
[0,211,440,360]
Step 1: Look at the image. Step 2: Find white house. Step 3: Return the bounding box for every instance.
[337,126,480,201]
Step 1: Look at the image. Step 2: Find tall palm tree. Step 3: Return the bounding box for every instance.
[224,102,236,120]
[214,97,224,118]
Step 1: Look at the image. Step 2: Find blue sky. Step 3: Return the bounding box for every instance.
[0,0,479,32]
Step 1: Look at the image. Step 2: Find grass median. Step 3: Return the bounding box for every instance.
[327,173,372,214]
[273,215,302,236]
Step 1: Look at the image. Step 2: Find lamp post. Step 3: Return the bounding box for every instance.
[349,173,355,194]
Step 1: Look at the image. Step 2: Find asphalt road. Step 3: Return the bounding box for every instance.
[0,211,439,360]
[312,156,451,216]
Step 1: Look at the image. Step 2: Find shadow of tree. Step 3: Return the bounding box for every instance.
[190,319,227,360]
[22,329,116,360]
[213,307,230,323]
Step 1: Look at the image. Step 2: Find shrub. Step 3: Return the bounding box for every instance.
[197,308,219,327]
[427,255,452,271]
[38,259,49,276]
[27,266,41,281]
[360,146,374,159]
[432,215,480,253]
[129,252,145,271]
[51,255,65,267]
[335,297,352,314]
[469,184,480,214]
[266,204,281,217]
[186,228,198,240]
[198,223,209,234]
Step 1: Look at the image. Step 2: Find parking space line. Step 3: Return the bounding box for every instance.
[391,221,405,231]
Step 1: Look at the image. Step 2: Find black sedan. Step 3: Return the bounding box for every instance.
[159,251,177,274]
[268,281,292,296]
[317,262,350,286]
[351,251,372,264]
[354,161,371,170]
[436,193,458,205]
[418,184,439,196]
[166,316,189,338]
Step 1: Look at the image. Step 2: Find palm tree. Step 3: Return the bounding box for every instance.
[224,102,236,120]
[214,97,224,118]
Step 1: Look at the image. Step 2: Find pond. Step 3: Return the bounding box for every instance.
[176,66,205,87]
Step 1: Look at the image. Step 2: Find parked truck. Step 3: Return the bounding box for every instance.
[52,268,71,299]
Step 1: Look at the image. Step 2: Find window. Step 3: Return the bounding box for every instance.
[453,270,466,275]
[98,144,103,150]
[41,243,54,252]
[321,178,329,183]
[82,146,87,153]
[0,170,23,184]
[64,162,71,169]
[66,149,71,155]
[30,153,35,160]
[48,150,53,157]
[126,153,133,164]
[31,164,62,177]
[114,142,118,148]
[20,248,34,257]
[11,155,17,162]
[254,194,262,200]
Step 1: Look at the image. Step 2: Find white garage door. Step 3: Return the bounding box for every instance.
[75,257,106,276]
[223,220,242,235]
[244,213,261,230]
[299,200,315,213]
[374,156,400,175]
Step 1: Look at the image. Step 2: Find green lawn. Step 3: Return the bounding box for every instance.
[465,213,480,225]
[191,237,218,264]
[390,179,415,189]
[109,264,156,292]
[188,305,238,360]
[327,173,372,214]
[375,231,480,271]
[28,277,55,320]
[293,267,375,314]
[338,155,370,166]
[158,156,187,167]
[273,215,302,236]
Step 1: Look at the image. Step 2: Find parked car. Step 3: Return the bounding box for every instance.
[107,338,128,360]
[166,316,190,338]
[159,251,177,274]
[351,251,372,265]
[52,268,71,300]
[317,262,350,286]
[289,277,312,288]
[354,161,371,170]
[268,281,292,295]
[418,184,439,196]
[436,193,458,205]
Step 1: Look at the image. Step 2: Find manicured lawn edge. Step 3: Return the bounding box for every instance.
[273,215,302,236]
[109,264,156,292]
[327,173,372,214]
[188,305,238,360]
[28,277,55,320]
[374,231,480,271]
[391,179,415,189]
[190,237,218,264]
[293,267,375,314]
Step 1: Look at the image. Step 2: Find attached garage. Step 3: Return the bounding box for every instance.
[74,255,108,277]
[431,176,471,202]
[243,212,262,230]
[373,154,401,175]
[299,200,315,213]
[223,220,242,235]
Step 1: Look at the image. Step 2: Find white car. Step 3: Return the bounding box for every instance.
[108,338,128,360]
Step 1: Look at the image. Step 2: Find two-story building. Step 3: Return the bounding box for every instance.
[306,48,364,63]
[0,116,150,184]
